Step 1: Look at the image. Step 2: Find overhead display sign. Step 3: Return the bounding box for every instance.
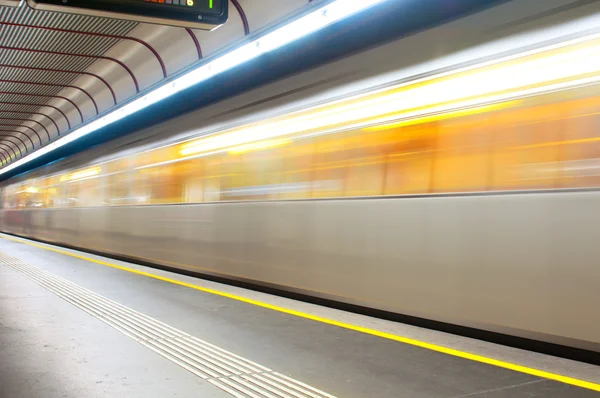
[27,0,227,30]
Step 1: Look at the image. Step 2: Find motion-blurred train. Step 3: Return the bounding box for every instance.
[2,0,600,356]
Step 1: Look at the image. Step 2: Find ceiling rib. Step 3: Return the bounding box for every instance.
[0,79,99,114]
[0,91,84,124]
[0,45,140,93]
[0,140,20,157]
[0,21,167,78]
[0,109,60,135]
[0,117,51,141]
[0,126,42,147]
[0,64,117,105]
[185,28,203,60]
[0,101,71,130]
[0,143,17,160]
[0,135,28,155]
[0,147,10,164]
[0,130,34,151]
[231,0,250,35]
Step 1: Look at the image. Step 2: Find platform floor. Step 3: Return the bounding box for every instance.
[1,234,599,398]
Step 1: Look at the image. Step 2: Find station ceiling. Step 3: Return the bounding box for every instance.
[0,0,308,165]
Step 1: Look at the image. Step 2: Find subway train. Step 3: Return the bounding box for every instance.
[2,0,600,357]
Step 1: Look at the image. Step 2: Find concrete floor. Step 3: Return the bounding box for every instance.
[1,235,599,398]
[0,265,226,398]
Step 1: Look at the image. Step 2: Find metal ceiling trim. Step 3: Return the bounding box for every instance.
[0,147,10,164]
[0,64,117,105]
[0,3,138,36]
[230,0,250,35]
[0,45,140,93]
[4,141,23,157]
[0,101,71,130]
[0,134,29,153]
[0,21,167,78]
[0,129,35,150]
[0,125,42,146]
[0,142,18,159]
[0,140,22,157]
[0,117,50,140]
[185,28,203,60]
[0,109,60,134]
[0,79,99,114]
[0,91,84,123]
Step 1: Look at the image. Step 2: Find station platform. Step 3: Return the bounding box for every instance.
[1,233,599,398]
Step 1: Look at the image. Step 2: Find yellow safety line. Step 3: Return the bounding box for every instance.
[2,233,599,392]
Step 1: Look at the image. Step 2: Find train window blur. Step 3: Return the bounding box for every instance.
[561,108,600,188]
[179,158,205,203]
[7,88,600,209]
[381,125,434,195]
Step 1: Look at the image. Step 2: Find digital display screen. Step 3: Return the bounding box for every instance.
[28,0,227,29]
[139,0,224,16]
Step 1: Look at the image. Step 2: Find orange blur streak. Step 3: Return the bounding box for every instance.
[514,136,600,150]
[280,151,432,176]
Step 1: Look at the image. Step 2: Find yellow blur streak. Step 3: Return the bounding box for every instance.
[178,35,600,161]
[2,233,600,393]
[60,166,101,182]
[364,101,520,131]
[228,138,291,155]
[514,136,600,150]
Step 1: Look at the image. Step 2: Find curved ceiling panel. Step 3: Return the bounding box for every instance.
[0,0,311,165]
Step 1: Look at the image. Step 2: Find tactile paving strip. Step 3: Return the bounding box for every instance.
[0,253,337,398]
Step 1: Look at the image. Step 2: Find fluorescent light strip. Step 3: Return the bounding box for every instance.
[0,0,386,176]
